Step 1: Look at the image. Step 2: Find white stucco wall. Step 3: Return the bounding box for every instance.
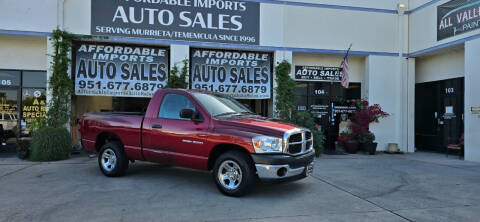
[464,38,480,162]
[0,36,47,70]
[0,0,57,32]
[409,0,431,10]
[415,48,465,83]
[283,6,398,52]
[289,0,402,10]
[365,55,403,151]
[64,0,91,34]
[260,4,284,47]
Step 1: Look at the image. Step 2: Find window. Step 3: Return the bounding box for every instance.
[21,71,47,129]
[158,94,196,120]
[0,70,47,138]
[193,93,251,117]
[22,71,47,87]
[0,70,20,87]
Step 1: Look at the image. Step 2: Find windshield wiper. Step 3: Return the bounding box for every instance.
[214,112,240,117]
[240,111,256,115]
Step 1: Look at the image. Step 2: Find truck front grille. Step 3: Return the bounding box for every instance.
[289,133,302,143]
[285,129,313,155]
[288,144,302,154]
[305,131,312,140]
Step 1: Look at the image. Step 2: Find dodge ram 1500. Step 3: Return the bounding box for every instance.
[80,89,315,196]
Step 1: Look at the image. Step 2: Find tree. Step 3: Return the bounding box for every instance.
[274,60,297,120]
[165,59,189,89]
[47,28,76,128]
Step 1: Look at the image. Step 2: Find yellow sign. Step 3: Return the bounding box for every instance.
[22,98,46,123]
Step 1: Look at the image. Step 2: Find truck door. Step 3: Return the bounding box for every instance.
[145,93,209,169]
[142,110,170,164]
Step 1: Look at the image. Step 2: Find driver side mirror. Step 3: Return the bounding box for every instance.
[180,109,202,122]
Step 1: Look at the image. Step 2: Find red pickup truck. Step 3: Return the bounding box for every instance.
[79,89,315,196]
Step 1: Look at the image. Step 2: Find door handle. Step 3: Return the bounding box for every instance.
[152,124,162,129]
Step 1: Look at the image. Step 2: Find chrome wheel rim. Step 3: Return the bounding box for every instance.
[218,160,242,190]
[101,148,117,172]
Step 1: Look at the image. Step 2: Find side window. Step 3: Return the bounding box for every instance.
[158,94,196,120]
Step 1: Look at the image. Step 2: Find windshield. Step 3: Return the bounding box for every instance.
[192,93,253,117]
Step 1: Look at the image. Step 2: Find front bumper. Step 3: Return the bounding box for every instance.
[251,150,315,182]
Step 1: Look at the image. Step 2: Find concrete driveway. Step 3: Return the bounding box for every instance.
[1,152,480,222]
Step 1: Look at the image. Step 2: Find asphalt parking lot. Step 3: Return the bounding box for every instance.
[1,151,480,222]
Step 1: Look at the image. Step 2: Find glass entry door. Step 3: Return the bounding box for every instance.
[295,82,361,151]
[0,88,19,154]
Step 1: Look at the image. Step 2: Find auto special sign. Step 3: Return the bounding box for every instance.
[438,0,480,41]
[294,66,342,82]
[190,49,272,99]
[73,42,169,98]
[91,0,260,45]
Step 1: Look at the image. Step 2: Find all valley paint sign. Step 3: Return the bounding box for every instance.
[438,0,480,41]
[294,65,342,82]
[73,42,169,98]
[190,49,272,99]
[91,0,260,45]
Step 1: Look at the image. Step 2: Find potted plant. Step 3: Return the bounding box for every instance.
[338,132,358,154]
[350,99,389,155]
[357,130,376,155]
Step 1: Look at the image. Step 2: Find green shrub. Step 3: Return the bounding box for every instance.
[165,59,189,89]
[274,61,297,120]
[30,127,72,161]
[16,138,31,160]
[29,117,47,135]
[291,112,324,156]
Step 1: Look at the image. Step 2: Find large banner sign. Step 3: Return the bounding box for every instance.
[190,49,272,99]
[91,0,260,45]
[294,65,342,82]
[438,0,480,41]
[73,42,169,98]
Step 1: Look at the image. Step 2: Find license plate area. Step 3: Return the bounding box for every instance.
[305,160,314,176]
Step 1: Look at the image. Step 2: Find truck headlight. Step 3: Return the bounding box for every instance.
[252,136,283,153]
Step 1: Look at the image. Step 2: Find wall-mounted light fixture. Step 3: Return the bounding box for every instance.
[398,3,407,15]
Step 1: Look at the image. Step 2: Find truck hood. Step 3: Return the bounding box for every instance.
[215,115,299,137]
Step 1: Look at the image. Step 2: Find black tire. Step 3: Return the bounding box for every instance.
[213,151,256,197]
[98,141,129,177]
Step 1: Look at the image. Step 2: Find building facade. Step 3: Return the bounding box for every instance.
[0,0,479,161]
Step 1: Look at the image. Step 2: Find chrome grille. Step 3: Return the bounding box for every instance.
[305,131,312,140]
[289,133,302,143]
[284,129,314,155]
[288,144,302,154]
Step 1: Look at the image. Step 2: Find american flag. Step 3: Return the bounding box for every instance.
[340,45,351,88]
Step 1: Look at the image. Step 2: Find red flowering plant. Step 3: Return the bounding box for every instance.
[337,132,354,145]
[349,99,389,144]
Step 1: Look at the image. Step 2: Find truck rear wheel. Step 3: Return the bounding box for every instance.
[213,151,255,197]
[98,142,129,177]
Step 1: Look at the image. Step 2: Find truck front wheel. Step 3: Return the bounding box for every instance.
[98,142,129,177]
[213,151,256,197]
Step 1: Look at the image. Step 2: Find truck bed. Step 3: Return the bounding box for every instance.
[80,112,144,160]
